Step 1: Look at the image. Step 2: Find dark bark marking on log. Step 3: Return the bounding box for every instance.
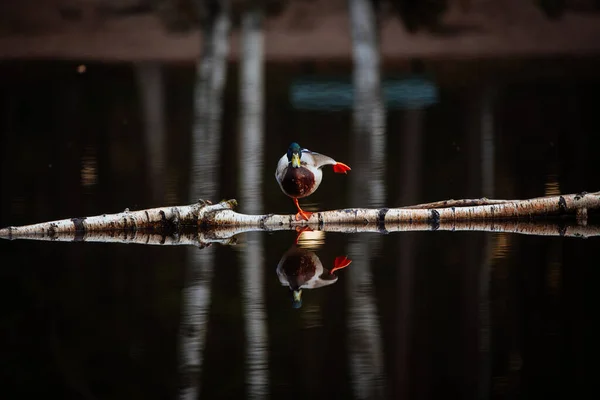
[259,215,267,230]
[159,210,176,235]
[558,196,567,213]
[429,209,440,230]
[377,208,389,233]
[558,223,567,237]
[318,213,324,230]
[145,210,150,223]
[71,217,86,231]
[188,204,200,227]
[171,208,181,231]
[198,214,210,231]
[71,217,86,241]
[48,223,58,239]
[575,191,587,200]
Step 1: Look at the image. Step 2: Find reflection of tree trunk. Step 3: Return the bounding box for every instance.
[135,61,166,204]
[348,0,386,208]
[241,232,269,399]
[467,83,496,399]
[238,4,268,398]
[180,2,231,399]
[346,238,387,400]
[478,236,493,400]
[179,249,215,400]
[396,107,425,398]
[347,2,387,394]
[478,85,495,400]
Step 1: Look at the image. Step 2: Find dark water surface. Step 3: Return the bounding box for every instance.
[1,59,599,399]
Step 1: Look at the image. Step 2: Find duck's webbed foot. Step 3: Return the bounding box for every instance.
[333,162,351,174]
[295,210,313,221]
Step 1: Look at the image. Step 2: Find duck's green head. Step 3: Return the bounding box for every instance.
[287,142,302,168]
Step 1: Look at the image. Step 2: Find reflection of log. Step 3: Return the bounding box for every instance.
[3,220,600,247]
[2,192,599,239]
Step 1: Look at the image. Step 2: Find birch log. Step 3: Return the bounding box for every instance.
[1,191,599,242]
[2,220,598,247]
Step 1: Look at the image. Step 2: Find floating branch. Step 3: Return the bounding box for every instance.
[0,191,598,243]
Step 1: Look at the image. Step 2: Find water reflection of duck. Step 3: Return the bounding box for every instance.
[275,142,351,221]
[276,245,352,309]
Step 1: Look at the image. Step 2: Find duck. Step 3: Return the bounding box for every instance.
[275,142,351,221]
[276,243,352,309]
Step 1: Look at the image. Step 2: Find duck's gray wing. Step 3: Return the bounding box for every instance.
[302,149,336,168]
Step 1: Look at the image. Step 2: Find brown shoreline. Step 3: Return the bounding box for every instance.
[1,1,600,62]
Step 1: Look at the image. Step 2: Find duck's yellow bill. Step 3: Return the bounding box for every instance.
[291,153,301,168]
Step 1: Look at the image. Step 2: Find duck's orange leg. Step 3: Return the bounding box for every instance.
[331,256,352,274]
[293,198,313,221]
[333,162,351,174]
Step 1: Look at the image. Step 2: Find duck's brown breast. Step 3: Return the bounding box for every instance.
[281,166,316,198]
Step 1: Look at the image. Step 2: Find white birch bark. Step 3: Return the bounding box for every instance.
[2,192,599,239]
[4,219,599,246]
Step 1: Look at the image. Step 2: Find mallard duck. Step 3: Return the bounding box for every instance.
[275,142,351,221]
[276,244,352,308]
